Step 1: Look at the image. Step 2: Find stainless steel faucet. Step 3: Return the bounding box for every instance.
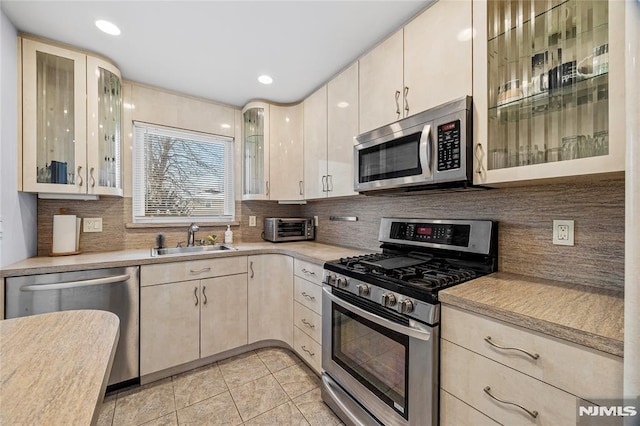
[187,223,200,247]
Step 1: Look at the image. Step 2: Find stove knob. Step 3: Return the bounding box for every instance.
[381,293,397,307]
[357,284,370,297]
[397,299,414,314]
[336,276,349,288]
[326,273,337,285]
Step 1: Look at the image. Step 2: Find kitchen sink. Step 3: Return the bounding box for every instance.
[150,245,235,257]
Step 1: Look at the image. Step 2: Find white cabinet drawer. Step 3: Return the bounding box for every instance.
[293,259,323,285]
[141,256,248,287]
[441,305,623,400]
[440,389,499,426]
[294,276,322,314]
[294,326,322,374]
[441,339,577,426]
[294,301,322,344]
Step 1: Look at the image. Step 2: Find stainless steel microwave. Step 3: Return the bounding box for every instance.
[264,217,315,242]
[354,96,473,194]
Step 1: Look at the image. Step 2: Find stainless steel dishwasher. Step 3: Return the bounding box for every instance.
[5,266,139,386]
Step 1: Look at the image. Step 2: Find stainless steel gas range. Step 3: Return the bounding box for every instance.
[321,218,498,426]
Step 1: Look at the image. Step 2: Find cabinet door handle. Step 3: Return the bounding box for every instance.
[299,180,303,196]
[474,143,485,176]
[484,336,540,360]
[194,286,199,306]
[301,345,315,357]
[89,167,96,187]
[395,90,401,118]
[302,292,316,301]
[301,318,315,329]
[483,386,538,419]
[202,286,208,305]
[249,261,254,278]
[265,181,270,197]
[301,268,316,276]
[190,267,211,274]
[77,166,83,187]
[321,175,327,192]
[327,175,333,191]
[403,86,410,116]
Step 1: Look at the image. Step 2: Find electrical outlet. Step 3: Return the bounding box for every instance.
[83,217,103,233]
[553,220,574,246]
[314,216,319,226]
[249,216,256,227]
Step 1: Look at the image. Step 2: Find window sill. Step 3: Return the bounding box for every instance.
[125,221,240,229]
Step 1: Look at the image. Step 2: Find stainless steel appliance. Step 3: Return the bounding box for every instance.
[354,96,473,194]
[264,217,315,242]
[5,266,139,386]
[322,218,497,426]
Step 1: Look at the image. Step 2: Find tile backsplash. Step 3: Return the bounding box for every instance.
[38,177,624,291]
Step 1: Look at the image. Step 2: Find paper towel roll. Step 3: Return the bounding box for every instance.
[52,215,77,254]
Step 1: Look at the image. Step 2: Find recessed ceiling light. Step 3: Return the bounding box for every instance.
[258,75,273,85]
[95,20,121,36]
[337,101,349,108]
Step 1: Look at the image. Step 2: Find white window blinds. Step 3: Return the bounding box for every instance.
[133,122,234,223]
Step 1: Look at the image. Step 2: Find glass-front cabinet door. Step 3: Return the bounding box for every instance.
[242,102,270,200]
[22,38,87,194]
[473,0,625,185]
[87,57,123,196]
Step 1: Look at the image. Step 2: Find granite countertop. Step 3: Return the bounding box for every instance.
[0,241,374,278]
[439,272,624,357]
[0,310,120,425]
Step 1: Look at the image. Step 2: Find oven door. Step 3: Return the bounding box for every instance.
[354,124,433,193]
[322,285,438,426]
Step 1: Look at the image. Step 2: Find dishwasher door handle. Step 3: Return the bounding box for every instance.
[20,274,131,291]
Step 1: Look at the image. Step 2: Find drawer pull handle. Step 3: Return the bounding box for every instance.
[301,318,315,329]
[190,267,211,274]
[484,336,540,360]
[302,292,316,301]
[301,268,316,276]
[483,386,538,419]
[301,345,315,357]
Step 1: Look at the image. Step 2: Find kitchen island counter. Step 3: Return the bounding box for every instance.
[0,310,120,425]
[439,272,624,357]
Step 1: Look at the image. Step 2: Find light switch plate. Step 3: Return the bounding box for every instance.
[314,216,319,226]
[83,217,103,233]
[249,216,256,227]
[553,219,574,246]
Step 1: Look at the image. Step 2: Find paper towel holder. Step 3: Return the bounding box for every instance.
[49,209,82,256]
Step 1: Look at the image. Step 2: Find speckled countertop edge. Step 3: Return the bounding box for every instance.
[439,272,624,357]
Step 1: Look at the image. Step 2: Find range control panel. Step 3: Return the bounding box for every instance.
[437,120,461,171]
[389,221,471,247]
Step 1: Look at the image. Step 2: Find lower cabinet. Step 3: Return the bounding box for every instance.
[292,258,324,374]
[440,389,499,426]
[247,254,294,346]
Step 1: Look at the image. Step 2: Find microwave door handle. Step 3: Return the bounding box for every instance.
[420,124,432,177]
[322,286,432,341]
[20,274,131,291]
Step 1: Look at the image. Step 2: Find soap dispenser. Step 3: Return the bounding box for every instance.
[224,225,233,244]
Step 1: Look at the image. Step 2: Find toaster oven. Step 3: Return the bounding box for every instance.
[264,218,315,242]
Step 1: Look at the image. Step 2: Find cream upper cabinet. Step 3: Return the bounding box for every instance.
[403,0,472,115]
[242,102,270,200]
[327,62,359,197]
[473,0,625,185]
[247,254,293,346]
[359,29,404,134]
[303,86,328,199]
[269,104,304,201]
[21,37,123,197]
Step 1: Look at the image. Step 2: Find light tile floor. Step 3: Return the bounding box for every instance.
[98,348,344,426]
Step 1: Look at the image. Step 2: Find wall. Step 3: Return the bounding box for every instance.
[0,11,37,268]
[302,177,625,291]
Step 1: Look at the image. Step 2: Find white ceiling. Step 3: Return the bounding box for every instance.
[2,1,432,107]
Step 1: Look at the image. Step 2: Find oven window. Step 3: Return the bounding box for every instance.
[332,303,409,419]
[358,131,422,183]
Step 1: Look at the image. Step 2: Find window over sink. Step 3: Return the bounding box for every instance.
[132,122,234,223]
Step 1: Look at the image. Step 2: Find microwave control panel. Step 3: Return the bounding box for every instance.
[437,120,461,171]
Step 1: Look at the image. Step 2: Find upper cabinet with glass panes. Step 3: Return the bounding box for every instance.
[472,0,625,185]
[21,37,123,197]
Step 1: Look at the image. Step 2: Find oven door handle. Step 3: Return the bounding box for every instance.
[20,274,131,291]
[322,286,432,341]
